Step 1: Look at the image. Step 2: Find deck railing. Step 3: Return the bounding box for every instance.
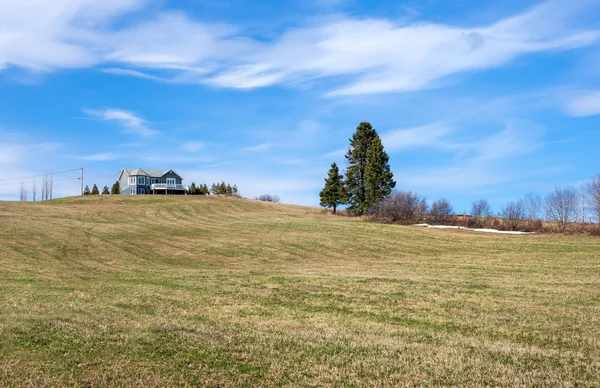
[150,183,186,190]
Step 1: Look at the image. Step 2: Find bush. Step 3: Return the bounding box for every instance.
[256,194,280,203]
[369,191,427,224]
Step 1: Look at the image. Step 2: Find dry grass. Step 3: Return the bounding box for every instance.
[1,195,599,386]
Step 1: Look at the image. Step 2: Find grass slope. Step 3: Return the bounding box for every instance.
[1,196,599,386]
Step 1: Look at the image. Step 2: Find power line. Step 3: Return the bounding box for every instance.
[0,168,82,183]
[0,176,81,187]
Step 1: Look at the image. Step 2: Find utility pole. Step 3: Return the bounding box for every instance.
[80,168,84,196]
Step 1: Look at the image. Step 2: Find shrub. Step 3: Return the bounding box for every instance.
[256,194,280,203]
[369,191,427,224]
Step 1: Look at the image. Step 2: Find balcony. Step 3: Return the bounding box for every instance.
[151,183,187,191]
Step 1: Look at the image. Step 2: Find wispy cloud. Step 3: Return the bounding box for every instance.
[1,0,598,96]
[68,152,117,161]
[83,108,159,137]
[563,91,600,117]
[244,143,271,152]
[382,123,455,152]
[182,142,205,152]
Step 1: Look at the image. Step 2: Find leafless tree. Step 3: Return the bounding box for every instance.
[370,191,428,224]
[429,198,454,224]
[499,199,526,230]
[41,173,47,200]
[255,194,280,203]
[32,178,37,201]
[545,186,578,231]
[19,181,27,201]
[522,192,543,221]
[586,174,600,224]
[471,199,492,228]
[49,173,53,200]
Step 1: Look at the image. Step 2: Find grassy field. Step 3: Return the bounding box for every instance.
[1,196,599,386]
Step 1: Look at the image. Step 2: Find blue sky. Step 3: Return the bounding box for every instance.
[1,0,599,212]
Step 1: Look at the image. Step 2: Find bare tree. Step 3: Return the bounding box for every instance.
[19,181,27,201]
[522,192,543,221]
[499,199,526,230]
[429,198,454,225]
[49,172,53,200]
[41,173,47,200]
[586,174,600,224]
[32,178,37,202]
[370,191,428,224]
[545,186,578,231]
[471,199,492,228]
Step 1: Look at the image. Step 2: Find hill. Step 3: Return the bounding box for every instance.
[1,196,599,386]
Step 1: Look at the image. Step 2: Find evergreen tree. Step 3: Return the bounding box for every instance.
[344,122,378,215]
[91,184,100,195]
[319,162,345,214]
[219,181,227,195]
[364,135,395,207]
[189,182,197,195]
[211,183,218,195]
[232,184,238,195]
[111,181,120,194]
[101,186,110,195]
[200,184,209,195]
[83,185,91,195]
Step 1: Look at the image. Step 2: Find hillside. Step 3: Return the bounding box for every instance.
[1,196,599,386]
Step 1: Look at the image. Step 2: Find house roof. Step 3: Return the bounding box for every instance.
[122,168,182,178]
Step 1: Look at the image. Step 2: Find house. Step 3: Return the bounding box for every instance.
[118,168,186,195]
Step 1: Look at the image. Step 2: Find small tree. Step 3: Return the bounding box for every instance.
[429,198,453,225]
[102,186,110,195]
[522,192,543,221]
[500,199,526,230]
[471,199,492,228]
[91,184,100,195]
[545,186,578,231]
[83,185,91,195]
[586,174,600,225]
[111,181,120,195]
[19,181,27,201]
[189,182,198,195]
[319,163,345,214]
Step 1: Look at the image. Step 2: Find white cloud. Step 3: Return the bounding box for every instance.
[563,91,600,117]
[182,142,205,152]
[382,123,455,152]
[69,152,116,161]
[83,108,159,137]
[244,143,271,152]
[0,0,598,95]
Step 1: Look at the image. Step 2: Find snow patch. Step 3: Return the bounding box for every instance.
[413,224,534,235]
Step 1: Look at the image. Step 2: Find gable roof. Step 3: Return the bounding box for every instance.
[121,168,182,179]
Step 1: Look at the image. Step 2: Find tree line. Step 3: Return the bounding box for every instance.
[368,182,600,233]
[320,121,600,234]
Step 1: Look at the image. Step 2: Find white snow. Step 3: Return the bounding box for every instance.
[413,224,534,235]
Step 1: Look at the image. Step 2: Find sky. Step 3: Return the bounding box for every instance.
[0,0,599,212]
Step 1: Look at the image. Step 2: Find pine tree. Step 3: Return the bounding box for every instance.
[344,122,378,215]
[83,185,91,195]
[189,182,197,195]
[343,122,395,215]
[101,186,110,195]
[91,184,99,195]
[111,181,120,195]
[364,135,395,207]
[319,163,345,214]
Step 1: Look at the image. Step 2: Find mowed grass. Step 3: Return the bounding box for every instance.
[0,196,599,386]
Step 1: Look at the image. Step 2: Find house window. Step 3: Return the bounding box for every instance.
[138,176,146,185]
[131,188,136,195]
[129,176,136,185]
[166,178,176,187]
[151,178,160,184]
[137,188,145,195]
